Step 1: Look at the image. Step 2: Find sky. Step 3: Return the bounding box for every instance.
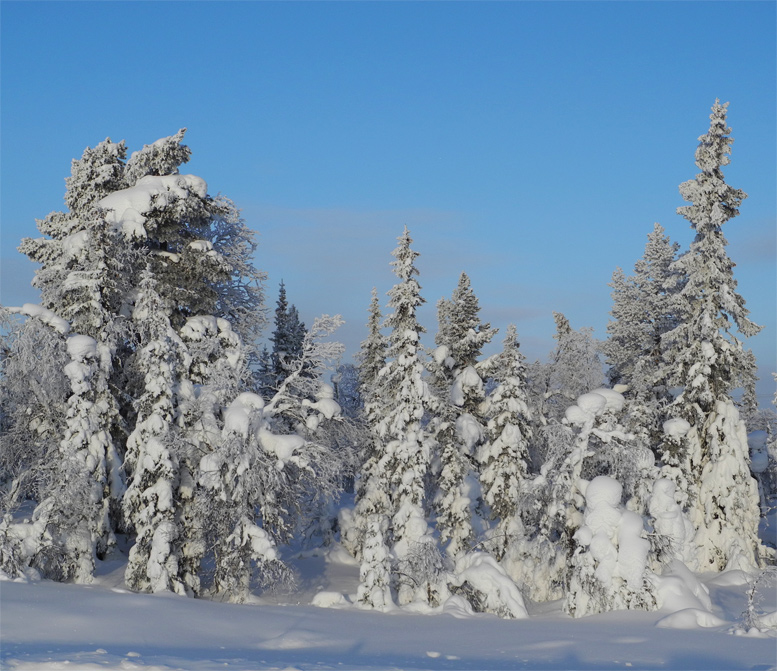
[1,1,775,404]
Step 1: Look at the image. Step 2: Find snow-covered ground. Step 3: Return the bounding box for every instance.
[2,545,775,671]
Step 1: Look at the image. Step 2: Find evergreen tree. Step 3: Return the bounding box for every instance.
[565,476,657,617]
[357,288,387,419]
[605,224,682,451]
[379,228,434,604]
[431,273,496,560]
[343,290,389,561]
[269,282,307,390]
[478,325,533,560]
[661,100,763,570]
[123,269,189,595]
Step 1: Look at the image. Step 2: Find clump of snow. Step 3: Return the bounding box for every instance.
[663,418,691,439]
[66,334,98,361]
[8,303,70,335]
[589,387,626,413]
[450,366,483,407]
[180,315,219,340]
[302,384,341,423]
[455,413,483,453]
[223,393,265,438]
[576,392,609,416]
[311,591,350,608]
[259,429,305,470]
[564,388,627,430]
[99,174,207,240]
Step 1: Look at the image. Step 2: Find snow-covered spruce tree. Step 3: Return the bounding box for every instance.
[199,392,291,603]
[267,281,307,392]
[605,223,682,453]
[430,272,496,561]
[16,148,136,551]
[565,475,657,617]
[342,289,389,562]
[122,269,190,595]
[175,314,247,595]
[356,228,436,607]
[46,332,125,582]
[477,324,533,561]
[661,100,763,571]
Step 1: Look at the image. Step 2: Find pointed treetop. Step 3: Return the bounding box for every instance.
[677,100,746,233]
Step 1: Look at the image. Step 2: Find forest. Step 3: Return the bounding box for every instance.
[1,100,775,624]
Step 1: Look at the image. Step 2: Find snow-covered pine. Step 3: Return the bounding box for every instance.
[97,129,264,339]
[123,269,189,595]
[477,324,533,561]
[565,476,657,617]
[357,288,387,422]
[508,388,633,602]
[18,138,127,321]
[660,100,763,571]
[123,129,192,187]
[201,392,290,603]
[647,478,696,567]
[605,223,682,453]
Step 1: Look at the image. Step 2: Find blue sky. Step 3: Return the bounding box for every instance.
[2,1,775,404]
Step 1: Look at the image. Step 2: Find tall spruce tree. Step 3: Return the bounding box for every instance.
[661,100,763,570]
[354,228,436,607]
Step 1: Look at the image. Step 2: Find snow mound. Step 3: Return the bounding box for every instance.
[655,560,712,612]
[452,552,528,619]
[311,591,350,608]
[655,608,727,629]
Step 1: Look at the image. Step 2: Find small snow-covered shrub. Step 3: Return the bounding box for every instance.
[449,552,528,619]
[565,476,657,617]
